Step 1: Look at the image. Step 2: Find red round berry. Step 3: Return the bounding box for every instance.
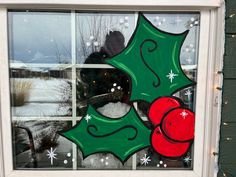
[148,97,181,126]
[162,108,195,142]
[151,126,190,157]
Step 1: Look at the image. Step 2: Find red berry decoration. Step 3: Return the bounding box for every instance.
[148,97,181,126]
[151,126,190,157]
[148,96,195,157]
[161,108,195,142]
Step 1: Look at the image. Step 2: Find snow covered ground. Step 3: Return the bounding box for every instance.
[97,102,130,118]
[11,78,71,117]
[12,103,71,117]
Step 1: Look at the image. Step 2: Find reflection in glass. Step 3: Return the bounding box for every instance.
[12,121,72,169]
[144,13,199,66]
[8,11,71,64]
[77,151,132,169]
[76,68,130,116]
[76,13,135,63]
[10,67,72,117]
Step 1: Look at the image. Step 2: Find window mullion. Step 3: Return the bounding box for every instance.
[71,10,78,170]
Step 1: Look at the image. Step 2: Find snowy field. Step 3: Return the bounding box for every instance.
[11,78,71,117]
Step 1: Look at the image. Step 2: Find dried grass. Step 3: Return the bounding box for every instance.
[11,80,32,106]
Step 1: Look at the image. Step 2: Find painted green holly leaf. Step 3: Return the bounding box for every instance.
[60,105,151,163]
[106,13,195,103]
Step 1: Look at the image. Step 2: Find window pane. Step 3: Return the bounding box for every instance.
[8,11,71,64]
[76,68,130,116]
[144,13,199,66]
[10,66,72,117]
[12,121,73,169]
[76,13,135,64]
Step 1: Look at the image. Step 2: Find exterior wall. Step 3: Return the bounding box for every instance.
[218,0,236,176]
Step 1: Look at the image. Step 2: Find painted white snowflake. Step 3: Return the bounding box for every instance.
[183,156,192,164]
[180,110,188,119]
[86,41,91,47]
[185,89,192,97]
[84,114,92,123]
[140,154,151,166]
[46,147,57,165]
[166,70,178,83]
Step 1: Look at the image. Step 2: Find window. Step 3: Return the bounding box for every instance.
[0,1,224,177]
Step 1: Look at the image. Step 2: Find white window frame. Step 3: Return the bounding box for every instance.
[0,0,225,177]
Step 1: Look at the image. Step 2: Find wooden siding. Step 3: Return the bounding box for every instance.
[218,0,236,176]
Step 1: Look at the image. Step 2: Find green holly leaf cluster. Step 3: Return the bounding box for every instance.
[60,13,194,163]
[60,106,151,162]
[106,13,194,103]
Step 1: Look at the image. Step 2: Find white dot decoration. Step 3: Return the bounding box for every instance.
[111,88,115,92]
[101,158,104,163]
[86,42,91,47]
[93,41,99,47]
[64,160,68,164]
[156,160,167,168]
[113,83,117,87]
[105,156,109,160]
[105,162,109,166]
[67,153,71,157]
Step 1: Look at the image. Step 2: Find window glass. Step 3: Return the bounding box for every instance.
[13,121,72,169]
[9,11,199,170]
[8,11,71,64]
[76,13,135,64]
[10,66,72,117]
